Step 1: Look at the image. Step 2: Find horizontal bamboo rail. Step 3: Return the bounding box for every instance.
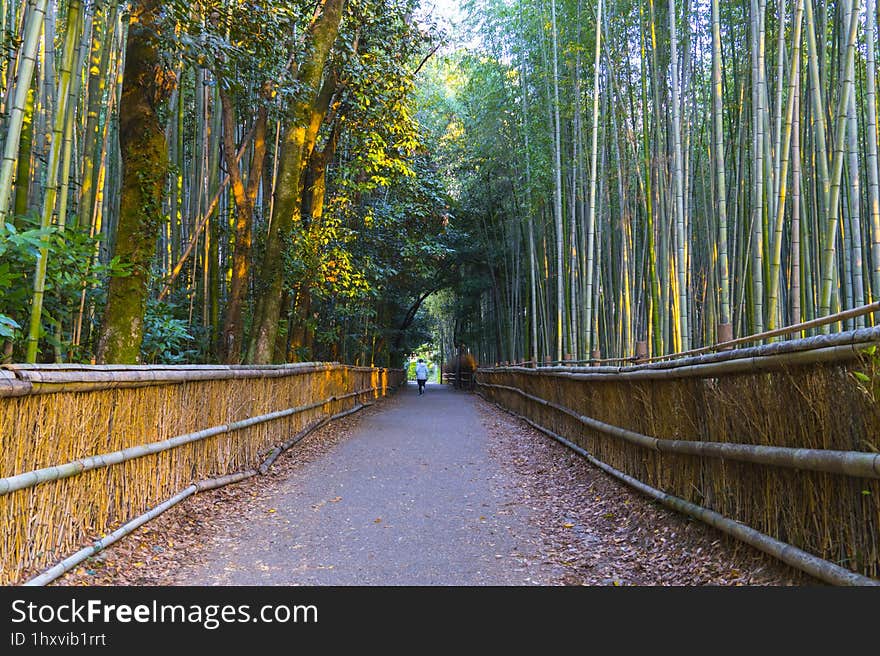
[24,402,372,587]
[0,387,377,496]
[0,361,370,396]
[486,327,880,380]
[479,397,877,587]
[479,382,880,479]
[1,363,405,584]
[644,300,880,363]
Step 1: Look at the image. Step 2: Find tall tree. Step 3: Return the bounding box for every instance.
[96,0,176,363]
[247,0,346,364]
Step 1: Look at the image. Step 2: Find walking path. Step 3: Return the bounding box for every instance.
[62,381,808,587]
[173,383,555,585]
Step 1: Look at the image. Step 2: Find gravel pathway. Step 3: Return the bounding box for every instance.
[53,383,813,586]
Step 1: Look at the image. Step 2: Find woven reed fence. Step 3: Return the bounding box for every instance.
[0,363,405,585]
[476,328,880,585]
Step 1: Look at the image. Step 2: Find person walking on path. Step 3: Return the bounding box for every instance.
[415,358,429,395]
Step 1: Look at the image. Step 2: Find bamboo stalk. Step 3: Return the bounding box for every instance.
[258,416,329,474]
[644,300,880,362]
[0,362,342,395]
[0,0,48,226]
[493,342,874,379]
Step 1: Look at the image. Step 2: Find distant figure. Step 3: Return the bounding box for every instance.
[415,358,429,395]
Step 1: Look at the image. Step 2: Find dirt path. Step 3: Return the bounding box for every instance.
[54,383,812,586]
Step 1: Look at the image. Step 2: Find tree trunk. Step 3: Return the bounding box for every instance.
[247,0,345,364]
[219,85,267,363]
[96,0,175,363]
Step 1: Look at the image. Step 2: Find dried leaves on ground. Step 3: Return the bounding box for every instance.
[478,401,815,586]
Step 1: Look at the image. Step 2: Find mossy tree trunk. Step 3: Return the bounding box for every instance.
[246,0,345,364]
[96,0,174,363]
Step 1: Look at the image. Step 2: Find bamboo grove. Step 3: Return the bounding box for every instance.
[432,0,880,365]
[0,0,452,366]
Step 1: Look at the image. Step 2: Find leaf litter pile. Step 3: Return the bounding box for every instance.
[52,393,815,586]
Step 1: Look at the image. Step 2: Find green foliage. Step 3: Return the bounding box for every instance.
[0,314,20,340]
[853,346,880,404]
[140,300,197,364]
[0,218,126,361]
[0,222,47,342]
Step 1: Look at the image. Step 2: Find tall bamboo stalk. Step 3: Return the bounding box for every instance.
[25,0,82,363]
[820,0,861,318]
[0,0,47,226]
[669,0,689,350]
[867,0,880,306]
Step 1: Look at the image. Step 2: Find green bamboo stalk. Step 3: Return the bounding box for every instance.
[820,0,861,318]
[669,0,689,350]
[846,79,865,324]
[804,0,830,241]
[25,0,82,363]
[79,1,117,231]
[12,73,35,221]
[585,0,602,356]
[711,0,730,327]
[767,0,804,330]
[0,0,47,225]
[751,0,767,334]
[792,69,802,325]
[867,0,880,304]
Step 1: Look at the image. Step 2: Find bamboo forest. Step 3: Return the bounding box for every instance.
[1,0,879,367]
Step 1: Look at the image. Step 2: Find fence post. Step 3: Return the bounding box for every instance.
[717,323,734,351]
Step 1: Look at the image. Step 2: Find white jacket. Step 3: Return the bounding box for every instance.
[415,362,429,380]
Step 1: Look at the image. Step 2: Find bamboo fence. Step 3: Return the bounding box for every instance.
[0,363,405,585]
[475,328,880,584]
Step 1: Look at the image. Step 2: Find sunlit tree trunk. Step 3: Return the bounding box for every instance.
[219,85,268,363]
[247,0,345,364]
